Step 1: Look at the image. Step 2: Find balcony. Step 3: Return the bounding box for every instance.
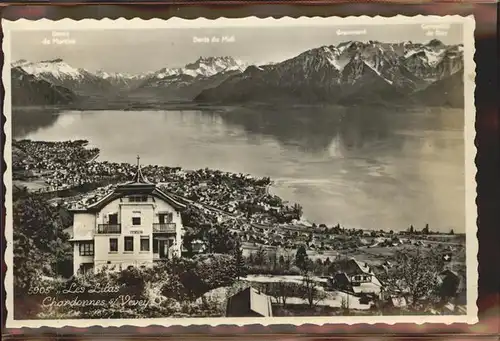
[153,223,176,233]
[97,224,121,234]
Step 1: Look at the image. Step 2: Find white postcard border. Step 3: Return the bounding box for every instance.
[2,14,477,328]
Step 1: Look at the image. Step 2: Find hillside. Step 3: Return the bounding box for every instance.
[11,67,77,106]
[411,69,465,108]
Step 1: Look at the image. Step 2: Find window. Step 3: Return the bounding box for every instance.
[132,211,141,226]
[153,236,159,253]
[125,236,134,252]
[109,238,118,252]
[354,275,361,281]
[129,195,148,202]
[159,213,173,224]
[79,242,94,256]
[140,236,150,251]
[78,263,93,275]
[108,213,118,225]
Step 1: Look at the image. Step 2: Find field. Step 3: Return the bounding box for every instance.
[243,235,465,267]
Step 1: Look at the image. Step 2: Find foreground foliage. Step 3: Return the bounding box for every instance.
[16,254,242,319]
[13,187,73,292]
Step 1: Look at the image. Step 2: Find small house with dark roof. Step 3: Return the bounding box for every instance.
[226,287,273,317]
[437,269,463,301]
[70,156,186,275]
[332,258,384,297]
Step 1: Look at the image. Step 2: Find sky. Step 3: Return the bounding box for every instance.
[11,23,464,74]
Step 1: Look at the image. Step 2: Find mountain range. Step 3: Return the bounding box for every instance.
[195,40,464,106]
[11,39,465,108]
[11,67,77,106]
[131,56,247,100]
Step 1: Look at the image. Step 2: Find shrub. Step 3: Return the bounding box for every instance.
[193,254,238,289]
[159,254,238,303]
[116,267,147,296]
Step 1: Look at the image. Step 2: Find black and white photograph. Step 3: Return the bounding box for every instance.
[3,16,477,327]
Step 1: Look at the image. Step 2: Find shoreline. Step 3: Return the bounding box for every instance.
[11,100,435,114]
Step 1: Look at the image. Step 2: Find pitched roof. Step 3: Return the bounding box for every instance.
[74,157,186,212]
[82,187,185,212]
[227,287,273,317]
[338,258,372,276]
[440,269,459,278]
[248,287,273,316]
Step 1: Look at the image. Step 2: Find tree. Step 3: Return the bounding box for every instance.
[231,238,247,279]
[13,190,72,291]
[422,224,430,235]
[292,203,303,219]
[13,226,42,291]
[278,255,286,266]
[301,273,327,308]
[409,225,414,234]
[181,205,217,255]
[254,246,267,266]
[340,296,350,315]
[314,258,325,275]
[449,229,455,235]
[295,245,309,272]
[248,253,255,265]
[266,281,299,308]
[268,251,278,269]
[204,224,238,254]
[382,248,443,309]
[307,232,313,243]
[182,227,197,258]
[193,254,238,290]
[181,205,211,230]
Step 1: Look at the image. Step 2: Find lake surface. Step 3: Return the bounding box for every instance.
[13,105,465,233]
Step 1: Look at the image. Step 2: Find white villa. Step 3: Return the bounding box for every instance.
[69,159,186,275]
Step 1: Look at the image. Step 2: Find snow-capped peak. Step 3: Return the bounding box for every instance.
[95,70,114,79]
[95,70,149,80]
[290,45,344,72]
[337,41,353,54]
[152,56,247,80]
[153,68,179,80]
[16,59,85,80]
[95,70,111,79]
[403,45,448,67]
[183,56,247,77]
[11,59,30,68]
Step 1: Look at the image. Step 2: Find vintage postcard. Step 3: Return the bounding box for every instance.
[3,15,477,328]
